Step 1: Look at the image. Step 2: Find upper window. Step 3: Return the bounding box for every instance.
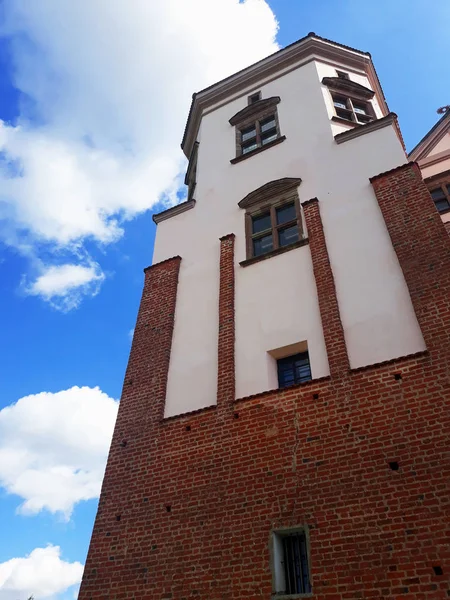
[332,93,374,124]
[277,352,312,388]
[240,115,279,156]
[272,529,312,596]
[429,183,450,214]
[229,96,284,163]
[322,76,376,127]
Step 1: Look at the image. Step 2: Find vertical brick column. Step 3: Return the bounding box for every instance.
[370,162,450,354]
[78,255,181,600]
[217,234,235,407]
[302,198,350,377]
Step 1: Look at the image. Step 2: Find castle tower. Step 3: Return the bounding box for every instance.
[79,34,450,599]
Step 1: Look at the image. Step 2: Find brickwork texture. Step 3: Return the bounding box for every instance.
[79,164,450,600]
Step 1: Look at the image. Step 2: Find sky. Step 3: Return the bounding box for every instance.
[0,1,448,598]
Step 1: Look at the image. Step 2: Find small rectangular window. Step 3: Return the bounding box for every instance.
[248,91,261,104]
[429,185,450,213]
[272,529,312,596]
[277,352,311,388]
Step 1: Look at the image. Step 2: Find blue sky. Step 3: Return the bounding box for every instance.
[0,1,448,598]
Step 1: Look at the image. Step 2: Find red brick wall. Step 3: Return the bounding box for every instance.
[302,198,349,378]
[79,165,450,599]
[217,234,235,409]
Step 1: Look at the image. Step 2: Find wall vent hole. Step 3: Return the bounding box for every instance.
[120,440,127,447]
[313,393,319,400]
[185,425,191,431]
[233,413,239,419]
[166,505,171,513]
[116,515,121,521]
[394,373,402,381]
[389,461,400,471]
[433,566,443,576]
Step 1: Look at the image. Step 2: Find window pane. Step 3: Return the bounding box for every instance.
[353,102,368,114]
[276,203,296,225]
[253,233,273,256]
[335,108,352,120]
[277,352,311,388]
[260,116,276,133]
[242,141,258,155]
[279,224,300,246]
[434,198,450,213]
[252,212,271,234]
[261,132,278,145]
[333,96,348,109]
[430,187,446,200]
[241,126,256,142]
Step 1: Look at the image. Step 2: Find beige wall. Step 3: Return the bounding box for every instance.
[154,58,425,417]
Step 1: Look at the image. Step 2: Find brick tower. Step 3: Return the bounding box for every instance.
[79,33,450,599]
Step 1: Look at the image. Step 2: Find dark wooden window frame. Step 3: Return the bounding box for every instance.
[321,76,376,127]
[426,175,450,215]
[238,178,306,265]
[330,91,376,125]
[229,96,284,163]
[245,194,303,259]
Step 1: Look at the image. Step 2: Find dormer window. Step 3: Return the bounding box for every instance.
[229,96,285,164]
[332,94,374,125]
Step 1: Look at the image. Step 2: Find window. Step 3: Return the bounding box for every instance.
[249,200,301,258]
[332,93,374,124]
[336,70,349,80]
[277,352,312,388]
[272,529,312,596]
[240,114,279,155]
[239,178,304,263]
[229,96,284,163]
[429,183,450,214]
[248,91,262,104]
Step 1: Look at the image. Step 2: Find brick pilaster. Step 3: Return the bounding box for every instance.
[302,198,350,377]
[78,255,181,600]
[370,162,450,355]
[217,234,235,406]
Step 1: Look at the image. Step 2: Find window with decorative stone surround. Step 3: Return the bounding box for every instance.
[322,76,376,126]
[229,96,285,163]
[238,178,307,265]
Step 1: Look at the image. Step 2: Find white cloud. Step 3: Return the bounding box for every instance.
[0,545,83,600]
[24,262,105,311]
[0,0,279,306]
[0,386,118,518]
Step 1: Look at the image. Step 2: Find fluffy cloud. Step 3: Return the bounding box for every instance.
[0,0,279,307]
[0,386,118,518]
[0,545,83,600]
[24,262,105,311]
